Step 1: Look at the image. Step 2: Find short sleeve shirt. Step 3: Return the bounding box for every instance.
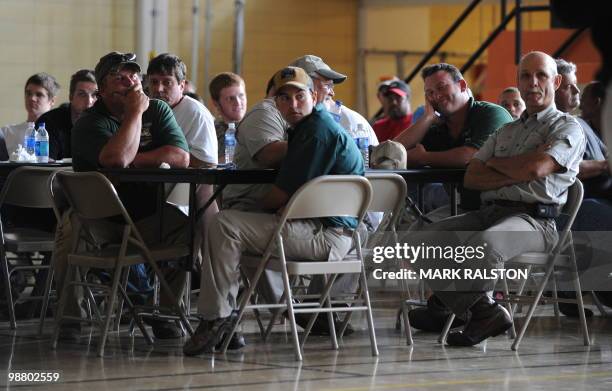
[276,104,364,228]
[474,104,586,205]
[71,99,188,219]
[222,98,289,211]
[421,98,512,151]
[172,95,218,165]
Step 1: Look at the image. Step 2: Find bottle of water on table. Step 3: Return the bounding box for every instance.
[35,122,49,163]
[25,122,36,155]
[224,122,236,167]
[355,123,369,168]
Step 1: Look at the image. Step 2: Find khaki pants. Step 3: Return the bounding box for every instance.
[52,205,189,317]
[197,210,353,320]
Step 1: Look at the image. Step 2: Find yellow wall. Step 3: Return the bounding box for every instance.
[0,0,135,125]
[0,0,554,126]
[0,0,357,126]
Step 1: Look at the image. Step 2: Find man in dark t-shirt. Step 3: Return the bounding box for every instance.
[54,52,190,341]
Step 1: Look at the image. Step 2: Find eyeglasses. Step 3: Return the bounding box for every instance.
[313,77,334,91]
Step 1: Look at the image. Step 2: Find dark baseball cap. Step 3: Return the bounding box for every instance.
[383,80,410,98]
[94,52,141,84]
[289,55,347,84]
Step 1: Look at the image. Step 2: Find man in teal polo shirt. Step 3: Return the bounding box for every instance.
[54,52,190,341]
[183,66,363,356]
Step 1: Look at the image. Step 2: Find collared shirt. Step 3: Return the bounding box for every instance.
[421,98,512,152]
[71,98,188,220]
[373,114,412,142]
[474,104,585,205]
[276,104,364,228]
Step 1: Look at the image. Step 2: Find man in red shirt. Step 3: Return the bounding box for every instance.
[373,80,413,142]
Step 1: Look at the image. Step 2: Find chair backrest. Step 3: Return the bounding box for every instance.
[0,166,71,209]
[365,172,407,226]
[54,171,131,222]
[557,179,584,245]
[279,175,372,224]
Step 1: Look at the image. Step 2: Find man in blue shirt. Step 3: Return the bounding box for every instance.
[184,66,363,356]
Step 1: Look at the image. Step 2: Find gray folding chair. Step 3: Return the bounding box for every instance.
[362,172,413,338]
[498,179,589,350]
[50,171,193,357]
[0,166,69,329]
[221,175,378,361]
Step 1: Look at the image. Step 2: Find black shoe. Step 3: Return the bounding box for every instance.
[215,331,246,350]
[446,298,512,347]
[408,295,465,332]
[58,322,82,342]
[183,316,233,356]
[144,318,182,339]
[292,312,354,336]
[558,302,594,318]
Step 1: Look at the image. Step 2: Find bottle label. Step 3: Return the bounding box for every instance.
[35,140,49,157]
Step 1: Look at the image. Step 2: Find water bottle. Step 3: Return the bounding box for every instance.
[224,122,237,166]
[355,123,369,168]
[328,100,342,123]
[35,122,49,163]
[25,122,36,155]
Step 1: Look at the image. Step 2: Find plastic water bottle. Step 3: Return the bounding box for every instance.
[224,122,236,166]
[25,122,36,155]
[355,123,369,168]
[35,122,49,163]
[328,100,342,124]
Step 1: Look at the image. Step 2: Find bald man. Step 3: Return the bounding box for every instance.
[405,51,585,346]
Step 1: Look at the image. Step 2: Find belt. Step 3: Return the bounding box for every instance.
[488,200,560,218]
[488,200,539,214]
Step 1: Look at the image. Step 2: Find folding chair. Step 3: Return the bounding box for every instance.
[493,179,589,350]
[50,171,193,357]
[361,173,413,338]
[0,166,69,329]
[220,175,378,361]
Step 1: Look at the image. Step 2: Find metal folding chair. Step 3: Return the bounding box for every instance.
[50,171,193,357]
[221,175,378,361]
[0,166,69,329]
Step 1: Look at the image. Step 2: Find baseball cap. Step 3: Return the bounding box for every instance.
[370,140,407,169]
[289,55,347,84]
[272,66,313,94]
[383,80,410,98]
[94,52,141,84]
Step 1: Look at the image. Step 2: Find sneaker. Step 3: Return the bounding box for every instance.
[183,316,233,356]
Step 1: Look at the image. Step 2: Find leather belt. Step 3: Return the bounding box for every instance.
[489,199,539,215]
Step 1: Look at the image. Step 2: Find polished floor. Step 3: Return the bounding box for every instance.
[1,302,611,391]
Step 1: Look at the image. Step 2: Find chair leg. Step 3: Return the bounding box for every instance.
[551,274,560,320]
[591,291,608,317]
[401,300,413,345]
[117,281,153,345]
[360,265,379,357]
[52,263,75,350]
[281,266,302,361]
[512,260,556,351]
[1,252,17,330]
[438,314,455,344]
[97,264,123,357]
[569,244,590,346]
[114,266,130,333]
[502,278,517,339]
[38,262,55,335]
[300,273,338,349]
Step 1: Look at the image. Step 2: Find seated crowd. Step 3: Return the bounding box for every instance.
[1,49,609,354]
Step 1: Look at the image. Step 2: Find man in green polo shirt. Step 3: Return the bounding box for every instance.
[183,66,363,356]
[54,52,190,341]
[395,63,512,168]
